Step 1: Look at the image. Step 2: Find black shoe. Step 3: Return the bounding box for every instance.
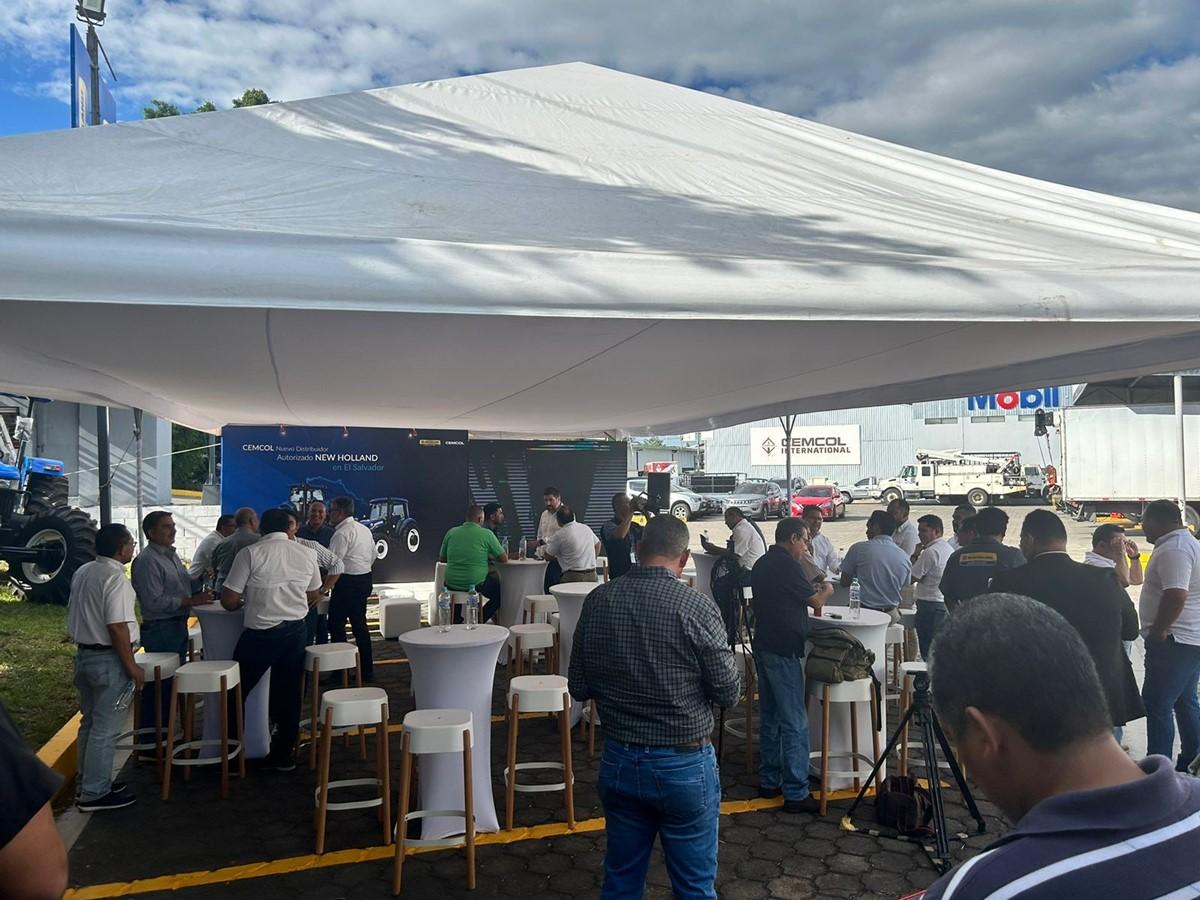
[782,796,821,815]
[267,752,297,772]
[112,781,130,794]
[757,785,782,799]
[77,790,137,812]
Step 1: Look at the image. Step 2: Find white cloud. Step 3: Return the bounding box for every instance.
[2,0,1199,209]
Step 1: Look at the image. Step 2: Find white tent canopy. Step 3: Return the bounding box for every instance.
[2,62,1199,435]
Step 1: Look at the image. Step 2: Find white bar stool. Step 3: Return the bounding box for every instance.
[595,557,609,582]
[162,660,245,800]
[117,651,181,779]
[898,660,948,775]
[808,675,881,815]
[314,686,391,854]
[898,607,918,660]
[301,642,363,768]
[506,623,558,677]
[380,592,422,638]
[187,623,203,661]
[521,593,558,624]
[885,625,905,699]
[721,645,758,770]
[393,709,475,895]
[504,675,575,831]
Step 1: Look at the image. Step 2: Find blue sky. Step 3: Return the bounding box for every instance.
[2,1,1199,210]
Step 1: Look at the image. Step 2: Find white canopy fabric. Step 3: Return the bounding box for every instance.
[2,62,1199,435]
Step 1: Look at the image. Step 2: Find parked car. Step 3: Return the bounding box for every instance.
[770,476,808,494]
[625,478,712,522]
[791,484,846,519]
[843,476,880,503]
[716,481,786,521]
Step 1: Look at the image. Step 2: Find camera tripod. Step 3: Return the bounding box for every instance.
[841,673,986,875]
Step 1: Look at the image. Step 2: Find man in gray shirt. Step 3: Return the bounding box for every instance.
[212,507,260,594]
[840,510,913,623]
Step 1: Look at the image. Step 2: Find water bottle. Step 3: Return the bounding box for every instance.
[517,538,526,561]
[114,679,136,712]
[466,588,480,629]
[849,579,862,620]
[437,589,452,632]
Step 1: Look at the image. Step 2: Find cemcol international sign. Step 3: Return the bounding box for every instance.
[967,387,1062,412]
[750,425,861,467]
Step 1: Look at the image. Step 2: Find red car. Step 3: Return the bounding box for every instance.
[791,485,846,520]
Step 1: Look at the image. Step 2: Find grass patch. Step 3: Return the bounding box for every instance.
[0,583,77,749]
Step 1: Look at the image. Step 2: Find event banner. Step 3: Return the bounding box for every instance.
[221,425,468,583]
[468,440,627,549]
[750,424,862,467]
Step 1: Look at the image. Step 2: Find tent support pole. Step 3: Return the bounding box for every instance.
[1175,374,1187,517]
[134,408,144,551]
[780,415,796,517]
[96,406,111,526]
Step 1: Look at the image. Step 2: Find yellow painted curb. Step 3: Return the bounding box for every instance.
[37,712,82,803]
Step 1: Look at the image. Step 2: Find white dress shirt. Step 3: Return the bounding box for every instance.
[1140,527,1200,645]
[330,516,376,576]
[538,508,563,544]
[68,556,140,646]
[807,532,842,577]
[893,519,919,557]
[296,537,345,577]
[1083,550,1117,570]
[224,533,321,630]
[731,518,767,570]
[911,538,953,603]
[188,529,225,579]
[546,521,599,571]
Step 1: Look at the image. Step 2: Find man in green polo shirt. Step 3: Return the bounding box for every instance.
[439,505,508,622]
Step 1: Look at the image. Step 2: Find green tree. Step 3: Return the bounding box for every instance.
[193,100,217,113]
[639,437,666,448]
[172,425,216,492]
[232,88,272,108]
[143,99,180,118]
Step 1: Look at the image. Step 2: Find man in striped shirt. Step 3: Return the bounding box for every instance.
[922,593,1200,899]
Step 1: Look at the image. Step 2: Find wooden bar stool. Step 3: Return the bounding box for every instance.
[300,642,363,768]
[393,709,475,895]
[162,660,245,800]
[117,651,181,780]
[885,624,904,700]
[583,700,601,758]
[506,624,558,677]
[721,645,758,770]
[898,661,953,776]
[521,594,558,624]
[808,675,881,815]
[187,623,203,662]
[314,687,391,854]
[504,675,575,831]
[898,607,918,661]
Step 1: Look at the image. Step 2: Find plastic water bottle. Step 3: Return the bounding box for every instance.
[517,539,526,561]
[849,579,862,620]
[466,588,480,629]
[437,589,452,632]
[114,679,136,712]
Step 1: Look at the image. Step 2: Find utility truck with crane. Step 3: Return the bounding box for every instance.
[878,449,1028,507]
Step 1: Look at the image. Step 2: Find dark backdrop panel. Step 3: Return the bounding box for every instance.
[468,440,628,548]
[221,426,468,582]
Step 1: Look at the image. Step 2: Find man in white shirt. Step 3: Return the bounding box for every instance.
[800,506,841,579]
[946,503,976,550]
[910,514,953,659]
[888,497,919,558]
[701,507,768,639]
[537,487,565,591]
[327,495,378,681]
[544,505,600,586]
[286,509,343,646]
[1138,500,1200,769]
[1085,522,1144,746]
[221,507,322,770]
[68,523,141,811]
[187,514,237,581]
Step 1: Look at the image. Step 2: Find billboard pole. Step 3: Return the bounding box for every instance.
[85,23,100,126]
[779,414,796,517]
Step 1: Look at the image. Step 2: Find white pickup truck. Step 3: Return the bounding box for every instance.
[878,450,1028,507]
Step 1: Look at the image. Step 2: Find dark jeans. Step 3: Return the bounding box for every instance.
[914,600,948,660]
[754,651,811,801]
[140,616,188,732]
[330,573,374,678]
[446,577,501,624]
[304,608,329,646]
[1142,636,1200,767]
[230,619,307,759]
[543,559,563,593]
[598,740,721,899]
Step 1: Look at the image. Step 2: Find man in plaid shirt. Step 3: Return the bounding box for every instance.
[570,514,740,899]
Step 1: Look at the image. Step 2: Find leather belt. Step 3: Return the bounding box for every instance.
[673,736,712,751]
[77,643,111,651]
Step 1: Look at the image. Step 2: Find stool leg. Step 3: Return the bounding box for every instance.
[183,693,194,783]
[219,675,230,799]
[153,667,165,780]
[900,679,910,777]
[379,704,392,845]
[505,693,520,831]
[744,663,754,772]
[850,700,860,793]
[235,682,246,779]
[587,700,596,759]
[560,694,575,829]
[392,731,412,895]
[871,695,883,796]
[819,685,831,817]
[342,669,350,752]
[309,659,321,769]
[295,668,306,760]
[462,728,476,890]
[315,707,334,854]
[356,656,366,761]
[162,678,180,801]
[515,636,524,677]
[131,683,141,768]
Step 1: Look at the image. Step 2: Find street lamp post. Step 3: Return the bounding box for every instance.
[76,0,106,126]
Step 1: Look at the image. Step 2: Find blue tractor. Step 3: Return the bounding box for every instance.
[361,497,420,561]
[0,403,97,604]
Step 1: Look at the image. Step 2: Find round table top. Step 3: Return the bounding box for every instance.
[496,559,547,569]
[549,582,600,599]
[191,601,242,618]
[810,608,892,628]
[399,623,508,649]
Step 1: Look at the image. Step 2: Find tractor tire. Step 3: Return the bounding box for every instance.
[374,534,390,561]
[966,488,990,508]
[880,488,903,506]
[13,508,96,605]
[402,525,421,553]
[23,473,69,519]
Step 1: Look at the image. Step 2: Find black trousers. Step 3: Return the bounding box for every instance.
[330,572,374,677]
[543,559,563,593]
[230,619,307,759]
[447,576,502,623]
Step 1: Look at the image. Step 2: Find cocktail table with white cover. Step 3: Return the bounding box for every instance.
[495,559,549,628]
[191,602,271,759]
[807,607,890,788]
[549,581,600,727]
[399,624,507,840]
[690,552,721,600]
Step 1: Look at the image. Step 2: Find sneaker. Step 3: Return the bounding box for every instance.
[77,790,137,812]
[112,781,130,794]
[757,785,782,799]
[267,753,297,772]
[782,796,821,815]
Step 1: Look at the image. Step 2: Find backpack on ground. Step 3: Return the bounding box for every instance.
[875,774,933,836]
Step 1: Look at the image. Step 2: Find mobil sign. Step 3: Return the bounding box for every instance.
[967,387,1062,412]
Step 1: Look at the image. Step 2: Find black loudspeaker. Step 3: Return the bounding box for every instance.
[647,472,671,513]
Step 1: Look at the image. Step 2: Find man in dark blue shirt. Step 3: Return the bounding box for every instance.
[296,500,335,547]
[600,492,646,580]
[750,517,833,813]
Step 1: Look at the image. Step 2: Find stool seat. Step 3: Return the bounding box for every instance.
[808,675,874,703]
[403,709,473,755]
[136,651,181,679]
[174,660,240,693]
[523,593,558,623]
[900,661,928,678]
[321,687,388,728]
[306,642,360,673]
[187,623,203,660]
[507,623,556,649]
[508,674,568,714]
[899,607,917,625]
[885,624,904,645]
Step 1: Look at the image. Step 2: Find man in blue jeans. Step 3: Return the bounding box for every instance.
[569,515,740,899]
[749,518,833,812]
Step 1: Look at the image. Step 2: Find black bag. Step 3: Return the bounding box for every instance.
[876,775,933,836]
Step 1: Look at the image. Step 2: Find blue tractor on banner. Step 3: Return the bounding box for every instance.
[0,401,97,604]
[362,497,420,561]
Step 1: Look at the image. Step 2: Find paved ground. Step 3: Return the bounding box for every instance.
[63,500,1140,898]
